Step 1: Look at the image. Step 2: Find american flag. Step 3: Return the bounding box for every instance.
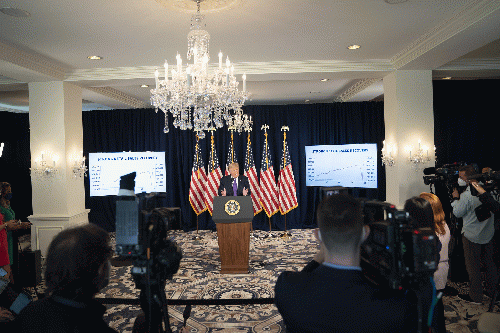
[205,134,223,215]
[189,140,207,215]
[259,132,279,217]
[278,133,298,214]
[244,133,262,215]
[225,131,237,175]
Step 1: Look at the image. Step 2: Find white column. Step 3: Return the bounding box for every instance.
[27,81,89,256]
[383,70,435,208]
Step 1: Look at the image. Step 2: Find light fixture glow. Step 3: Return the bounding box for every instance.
[87,55,103,60]
[347,45,361,50]
[150,0,251,137]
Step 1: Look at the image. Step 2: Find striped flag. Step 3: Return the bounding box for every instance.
[189,138,207,215]
[225,130,237,175]
[205,133,223,215]
[244,132,262,215]
[278,128,298,214]
[259,128,279,217]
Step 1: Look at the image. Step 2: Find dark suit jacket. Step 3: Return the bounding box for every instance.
[218,175,251,196]
[275,261,420,333]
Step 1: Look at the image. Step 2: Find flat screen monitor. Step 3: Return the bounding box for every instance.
[305,143,377,188]
[89,151,166,196]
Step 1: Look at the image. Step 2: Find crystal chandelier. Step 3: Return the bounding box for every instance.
[150,0,250,139]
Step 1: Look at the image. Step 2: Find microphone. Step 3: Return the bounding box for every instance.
[183,304,191,327]
[423,167,436,175]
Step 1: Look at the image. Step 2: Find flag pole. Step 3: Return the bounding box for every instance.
[246,130,254,234]
[193,133,203,241]
[280,126,291,239]
[262,124,273,239]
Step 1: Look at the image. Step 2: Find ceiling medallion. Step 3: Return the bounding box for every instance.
[155,0,241,13]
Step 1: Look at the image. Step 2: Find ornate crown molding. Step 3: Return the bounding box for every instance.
[391,0,500,69]
[0,104,28,113]
[0,41,66,80]
[437,58,500,71]
[335,78,382,102]
[86,86,149,109]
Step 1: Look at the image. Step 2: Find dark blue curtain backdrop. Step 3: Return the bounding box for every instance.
[0,112,32,222]
[82,102,386,232]
[1,79,497,233]
[433,79,499,170]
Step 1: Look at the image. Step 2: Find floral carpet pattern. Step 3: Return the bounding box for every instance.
[91,229,500,332]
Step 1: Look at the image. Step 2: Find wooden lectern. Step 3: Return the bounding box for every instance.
[213,196,253,274]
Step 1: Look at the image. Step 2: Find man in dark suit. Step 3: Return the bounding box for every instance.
[218,162,250,197]
[274,194,437,333]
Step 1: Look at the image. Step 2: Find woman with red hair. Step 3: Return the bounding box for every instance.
[420,192,450,291]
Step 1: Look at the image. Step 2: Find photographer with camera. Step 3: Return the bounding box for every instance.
[274,194,439,333]
[15,224,116,333]
[451,165,498,304]
[470,181,500,217]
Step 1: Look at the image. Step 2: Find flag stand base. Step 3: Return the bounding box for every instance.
[280,214,291,239]
[280,231,291,239]
[192,216,203,241]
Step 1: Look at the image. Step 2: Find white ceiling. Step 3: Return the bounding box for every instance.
[1,0,500,112]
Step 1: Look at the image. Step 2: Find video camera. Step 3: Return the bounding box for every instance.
[115,172,182,333]
[360,200,438,290]
[422,163,465,187]
[422,163,468,201]
[468,170,500,195]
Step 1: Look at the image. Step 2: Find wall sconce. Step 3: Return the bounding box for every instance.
[0,142,4,157]
[381,140,396,167]
[70,152,88,178]
[405,140,435,169]
[31,151,59,177]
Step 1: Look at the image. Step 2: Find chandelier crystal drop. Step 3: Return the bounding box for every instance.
[150,0,250,138]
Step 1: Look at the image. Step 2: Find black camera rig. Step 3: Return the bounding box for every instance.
[115,172,183,333]
[360,200,439,290]
[468,169,500,197]
[422,163,466,195]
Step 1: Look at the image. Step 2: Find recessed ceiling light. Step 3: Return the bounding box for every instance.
[0,7,31,17]
[305,99,310,103]
[87,55,103,60]
[320,79,329,82]
[442,77,452,80]
[141,84,149,88]
[347,45,361,50]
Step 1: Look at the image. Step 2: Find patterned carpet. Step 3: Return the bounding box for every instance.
[33,229,500,332]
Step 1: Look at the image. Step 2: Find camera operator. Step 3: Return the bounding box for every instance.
[15,224,116,333]
[451,165,498,304]
[470,181,500,217]
[274,194,438,333]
